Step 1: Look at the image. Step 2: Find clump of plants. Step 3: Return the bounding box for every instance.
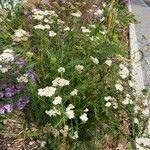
[0,0,149,149]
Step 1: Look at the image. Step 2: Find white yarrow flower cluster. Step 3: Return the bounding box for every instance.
[0,50,14,63]
[0,65,9,73]
[45,107,61,117]
[13,29,30,42]
[119,64,129,79]
[71,11,82,17]
[115,81,123,92]
[58,67,65,73]
[52,96,62,105]
[52,77,69,87]
[81,26,91,33]
[17,73,28,83]
[49,31,56,37]
[66,104,75,119]
[104,96,118,109]
[80,113,88,122]
[90,56,99,64]
[70,89,78,96]
[122,94,133,105]
[64,27,70,31]
[128,80,134,87]
[34,24,46,30]
[105,59,112,66]
[38,86,56,97]
[104,96,112,107]
[72,131,79,139]
[75,65,84,72]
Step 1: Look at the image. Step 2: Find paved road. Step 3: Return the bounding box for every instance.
[131,0,150,87]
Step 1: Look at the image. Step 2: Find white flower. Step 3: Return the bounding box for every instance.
[128,80,134,87]
[90,56,99,64]
[70,89,78,96]
[81,26,91,33]
[100,30,107,35]
[17,73,28,83]
[64,27,70,31]
[134,118,139,124]
[84,108,89,112]
[0,52,14,63]
[115,83,123,92]
[44,24,50,29]
[38,86,56,97]
[34,24,45,30]
[119,64,129,79]
[66,104,75,119]
[102,3,107,7]
[3,49,14,53]
[44,18,49,23]
[94,9,103,16]
[1,67,9,73]
[100,17,105,22]
[89,24,96,28]
[40,141,46,147]
[105,102,111,107]
[53,96,62,105]
[71,11,82,17]
[115,20,119,24]
[14,29,28,38]
[52,77,69,87]
[66,109,75,119]
[122,96,133,105]
[105,59,112,66]
[33,14,44,20]
[45,107,61,117]
[66,104,75,111]
[75,65,84,72]
[80,113,88,122]
[104,96,112,101]
[49,31,56,37]
[72,131,79,139]
[58,67,65,73]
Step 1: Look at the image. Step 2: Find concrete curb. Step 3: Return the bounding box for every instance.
[128,0,150,149]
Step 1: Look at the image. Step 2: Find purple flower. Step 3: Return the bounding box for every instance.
[123,0,129,4]
[59,0,65,4]
[16,97,29,110]
[3,103,13,113]
[15,58,27,65]
[0,107,5,114]
[5,92,13,97]
[0,92,4,98]
[27,69,37,81]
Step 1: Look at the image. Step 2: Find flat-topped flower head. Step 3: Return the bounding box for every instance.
[49,31,56,37]
[90,56,99,64]
[71,11,82,17]
[0,52,14,63]
[38,86,56,97]
[105,59,112,66]
[45,107,61,117]
[52,77,69,87]
[53,96,62,105]
[75,65,84,72]
[80,113,88,122]
[66,104,75,119]
[58,67,65,73]
[13,29,30,42]
[70,89,78,96]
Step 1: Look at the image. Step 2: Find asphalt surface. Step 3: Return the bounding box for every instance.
[131,0,150,87]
